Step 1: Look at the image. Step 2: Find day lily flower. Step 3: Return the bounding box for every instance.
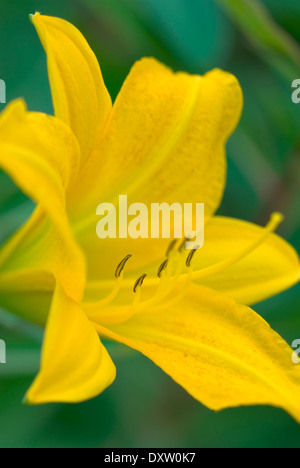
[0,13,300,421]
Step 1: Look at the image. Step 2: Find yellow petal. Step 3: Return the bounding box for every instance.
[0,100,85,302]
[31,13,112,161]
[70,58,243,279]
[194,216,300,305]
[94,284,300,423]
[25,284,116,404]
[81,60,242,211]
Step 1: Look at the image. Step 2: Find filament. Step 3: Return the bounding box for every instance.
[86,275,123,308]
[85,254,132,309]
[153,266,194,311]
[86,213,283,314]
[191,213,283,281]
[126,212,284,310]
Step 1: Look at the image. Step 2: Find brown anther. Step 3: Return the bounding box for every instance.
[157,259,169,278]
[133,274,147,293]
[115,254,132,278]
[186,247,200,267]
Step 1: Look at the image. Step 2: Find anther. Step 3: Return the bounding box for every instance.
[133,274,147,293]
[166,239,178,257]
[115,254,132,278]
[186,247,200,267]
[158,259,169,278]
[178,235,196,252]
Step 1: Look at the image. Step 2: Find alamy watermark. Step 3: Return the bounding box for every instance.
[0,340,6,364]
[96,195,204,250]
[292,79,300,104]
[0,79,6,104]
[292,340,300,364]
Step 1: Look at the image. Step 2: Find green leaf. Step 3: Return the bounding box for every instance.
[215,0,300,80]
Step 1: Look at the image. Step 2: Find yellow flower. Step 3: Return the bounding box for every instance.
[0,13,300,421]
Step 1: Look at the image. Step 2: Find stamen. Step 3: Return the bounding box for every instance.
[153,266,194,311]
[133,274,147,293]
[186,247,200,268]
[130,212,284,310]
[134,248,187,309]
[158,259,169,278]
[115,254,132,278]
[191,212,284,281]
[87,212,284,313]
[85,254,132,309]
[166,239,178,257]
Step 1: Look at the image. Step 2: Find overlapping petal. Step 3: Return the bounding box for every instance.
[26,283,116,404]
[94,284,300,423]
[0,100,85,302]
[31,13,112,161]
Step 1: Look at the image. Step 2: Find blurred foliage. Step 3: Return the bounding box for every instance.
[216,0,300,80]
[0,0,300,448]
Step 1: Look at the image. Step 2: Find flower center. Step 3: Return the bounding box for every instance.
[85,213,283,320]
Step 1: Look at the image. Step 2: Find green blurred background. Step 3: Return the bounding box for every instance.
[0,0,300,448]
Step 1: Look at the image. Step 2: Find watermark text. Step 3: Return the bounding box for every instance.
[0,79,6,104]
[292,79,300,104]
[0,339,6,364]
[96,196,204,249]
